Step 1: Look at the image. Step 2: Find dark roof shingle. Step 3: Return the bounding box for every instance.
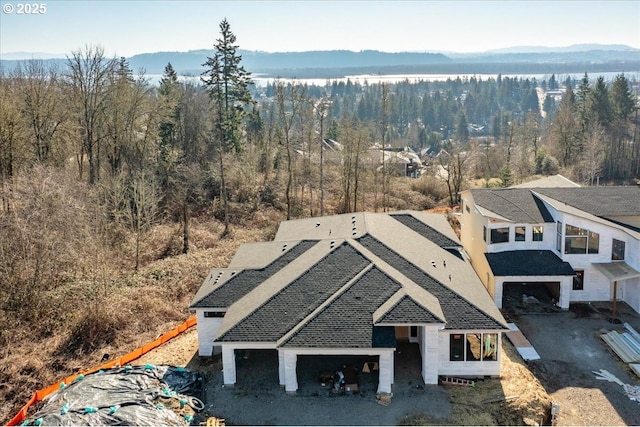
[534,187,640,216]
[191,240,318,308]
[357,235,506,330]
[218,243,371,342]
[391,214,460,247]
[485,250,575,276]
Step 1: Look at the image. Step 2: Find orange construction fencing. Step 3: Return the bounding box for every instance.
[7,316,197,426]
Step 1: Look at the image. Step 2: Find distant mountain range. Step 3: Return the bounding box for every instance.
[2,44,639,79]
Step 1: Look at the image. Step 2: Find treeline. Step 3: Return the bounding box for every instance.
[1,24,639,234]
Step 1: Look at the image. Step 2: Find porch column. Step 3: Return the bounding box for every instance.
[221,345,236,385]
[278,349,285,387]
[559,276,571,309]
[422,326,439,384]
[377,350,393,394]
[283,351,298,393]
[494,278,504,309]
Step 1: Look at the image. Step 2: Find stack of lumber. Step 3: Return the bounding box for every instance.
[600,323,640,363]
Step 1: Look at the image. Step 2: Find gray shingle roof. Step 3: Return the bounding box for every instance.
[390,214,460,247]
[534,187,640,216]
[485,250,575,276]
[356,234,506,330]
[470,188,554,223]
[282,267,402,348]
[375,295,444,325]
[218,243,371,342]
[190,240,318,308]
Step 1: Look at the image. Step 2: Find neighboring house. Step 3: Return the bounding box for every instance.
[190,211,508,394]
[458,179,640,313]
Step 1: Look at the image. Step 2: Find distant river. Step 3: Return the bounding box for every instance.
[147,71,639,87]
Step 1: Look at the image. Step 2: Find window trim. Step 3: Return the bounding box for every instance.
[564,223,599,255]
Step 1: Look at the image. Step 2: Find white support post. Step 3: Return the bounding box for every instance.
[221,345,237,386]
[377,351,393,394]
[422,326,439,384]
[495,279,504,309]
[283,351,298,393]
[559,276,571,309]
[278,349,285,387]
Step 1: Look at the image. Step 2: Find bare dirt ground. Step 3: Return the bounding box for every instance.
[133,302,640,426]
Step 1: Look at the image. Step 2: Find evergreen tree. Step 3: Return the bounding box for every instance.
[201,19,253,235]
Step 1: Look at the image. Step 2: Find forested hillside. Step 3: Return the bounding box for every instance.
[0,19,638,424]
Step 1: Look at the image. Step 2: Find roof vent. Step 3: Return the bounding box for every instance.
[330,240,335,249]
[282,243,288,252]
[430,260,437,268]
[316,223,320,227]
[443,260,447,268]
[449,274,452,281]
[231,271,236,276]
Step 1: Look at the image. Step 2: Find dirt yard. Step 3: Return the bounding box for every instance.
[131,301,640,425]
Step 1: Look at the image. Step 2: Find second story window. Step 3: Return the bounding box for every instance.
[556,221,563,252]
[612,239,626,261]
[533,226,543,241]
[490,227,509,244]
[515,226,526,241]
[564,224,599,254]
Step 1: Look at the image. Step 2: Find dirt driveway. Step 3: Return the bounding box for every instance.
[507,302,640,426]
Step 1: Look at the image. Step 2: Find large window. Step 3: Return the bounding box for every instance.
[573,270,584,290]
[556,221,562,252]
[490,227,509,244]
[515,226,526,241]
[612,239,626,261]
[564,224,599,254]
[450,333,498,362]
[533,226,543,242]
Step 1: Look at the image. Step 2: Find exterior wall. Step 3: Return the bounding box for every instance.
[436,330,502,377]
[553,211,639,304]
[458,192,497,297]
[195,309,225,356]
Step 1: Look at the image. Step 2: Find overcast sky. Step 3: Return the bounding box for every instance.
[1,0,639,58]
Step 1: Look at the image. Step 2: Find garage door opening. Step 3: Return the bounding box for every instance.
[296,355,380,394]
[502,281,562,314]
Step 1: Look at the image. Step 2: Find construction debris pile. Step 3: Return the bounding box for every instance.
[21,365,203,426]
[594,369,640,403]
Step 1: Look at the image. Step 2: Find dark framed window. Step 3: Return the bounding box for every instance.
[515,226,526,241]
[556,221,562,252]
[451,333,498,362]
[490,227,509,244]
[612,239,625,261]
[573,270,584,290]
[533,226,543,241]
[565,224,599,254]
[410,326,418,338]
[483,226,487,242]
[204,311,225,318]
[450,334,465,361]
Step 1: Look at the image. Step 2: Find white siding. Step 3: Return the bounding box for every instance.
[196,309,224,356]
